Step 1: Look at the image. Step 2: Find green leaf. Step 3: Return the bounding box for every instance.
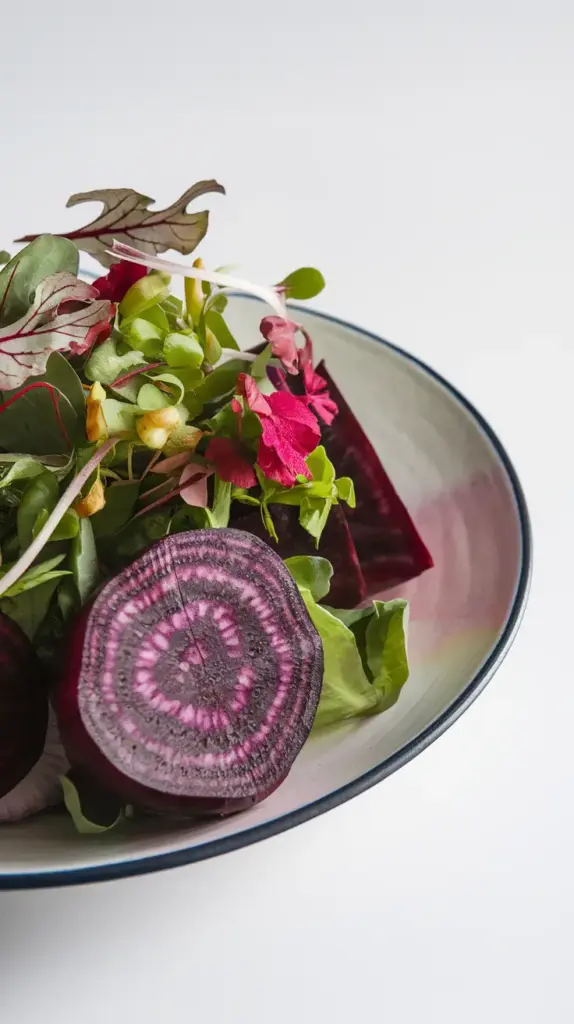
[205,310,239,350]
[206,477,231,528]
[306,445,336,484]
[43,351,86,422]
[278,267,325,301]
[193,359,245,405]
[2,565,71,598]
[329,600,410,711]
[0,381,78,456]
[121,316,164,359]
[163,331,204,369]
[71,518,98,603]
[136,382,170,412]
[32,507,79,541]
[335,477,355,507]
[251,343,272,378]
[285,556,333,602]
[299,495,331,547]
[0,235,79,327]
[101,398,138,436]
[147,373,186,406]
[103,509,172,568]
[91,481,140,539]
[0,577,61,640]
[0,251,10,265]
[17,471,59,551]
[299,589,379,729]
[85,337,147,388]
[154,366,204,393]
[0,457,45,490]
[60,772,122,834]
[119,271,171,319]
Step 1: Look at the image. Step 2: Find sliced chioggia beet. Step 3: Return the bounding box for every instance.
[231,503,366,609]
[56,528,323,814]
[317,362,433,596]
[0,612,48,801]
[0,709,69,823]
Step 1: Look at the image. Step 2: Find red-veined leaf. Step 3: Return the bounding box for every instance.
[0,273,112,389]
[17,181,226,267]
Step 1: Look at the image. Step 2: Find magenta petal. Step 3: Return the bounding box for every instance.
[206,437,257,489]
[259,316,299,375]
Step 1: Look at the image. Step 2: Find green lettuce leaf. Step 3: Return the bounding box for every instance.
[284,555,333,602]
[286,557,410,728]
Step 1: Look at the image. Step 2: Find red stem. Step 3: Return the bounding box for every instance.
[0,382,71,449]
[132,481,188,520]
[111,361,165,389]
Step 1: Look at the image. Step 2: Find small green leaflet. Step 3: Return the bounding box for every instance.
[85,337,147,387]
[163,331,204,369]
[259,446,355,546]
[60,772,123,834]
[70,518,99,603]
[0,457,45,490]
[278,267,325,301]
[119,271,171,319]
[17,470,59,551]
[0,553,71,597]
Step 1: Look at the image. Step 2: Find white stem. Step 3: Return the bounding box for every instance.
[109,242,288,320]
[0,439,116,599]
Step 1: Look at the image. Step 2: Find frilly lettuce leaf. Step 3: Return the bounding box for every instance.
[285,555,410,728]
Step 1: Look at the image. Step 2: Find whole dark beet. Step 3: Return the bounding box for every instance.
[0,612,47,799]
[56,529,323,815]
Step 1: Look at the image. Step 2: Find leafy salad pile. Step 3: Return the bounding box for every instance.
[0,181,423,833]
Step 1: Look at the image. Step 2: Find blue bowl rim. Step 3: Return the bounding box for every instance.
[0,300,532,890]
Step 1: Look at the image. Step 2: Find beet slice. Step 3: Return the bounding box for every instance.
[316,362,434,596]
[0,612,47,799]
[232,503,366,609]
[56,528,323,815]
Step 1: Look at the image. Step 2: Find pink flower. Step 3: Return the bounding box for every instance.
[299,336,338,425]
[259,316,299,375]
[235,373,321,487]
[205,436,257,489]
[92,262,147,302]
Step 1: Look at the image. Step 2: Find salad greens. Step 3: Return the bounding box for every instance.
[0,179,414,833]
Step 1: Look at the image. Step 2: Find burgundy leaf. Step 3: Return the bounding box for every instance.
[17,181,226,267]
[0,273,113,389]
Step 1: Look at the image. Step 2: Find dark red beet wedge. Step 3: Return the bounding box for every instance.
[56,529,323,815]
[0,613,47,799]
[232,503,366,609]
[317,362,434,596]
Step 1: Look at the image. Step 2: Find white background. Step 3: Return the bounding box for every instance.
[1,2,573,1021]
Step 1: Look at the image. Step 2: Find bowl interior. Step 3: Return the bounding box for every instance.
[0,297,528,885]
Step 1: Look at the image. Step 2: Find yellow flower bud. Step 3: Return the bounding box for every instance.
[136,417,170,450]
[75,477,106,518]
[86,381,108,442]
[146,406,181,430]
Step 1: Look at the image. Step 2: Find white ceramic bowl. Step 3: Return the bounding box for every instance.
[0,297,531,888]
